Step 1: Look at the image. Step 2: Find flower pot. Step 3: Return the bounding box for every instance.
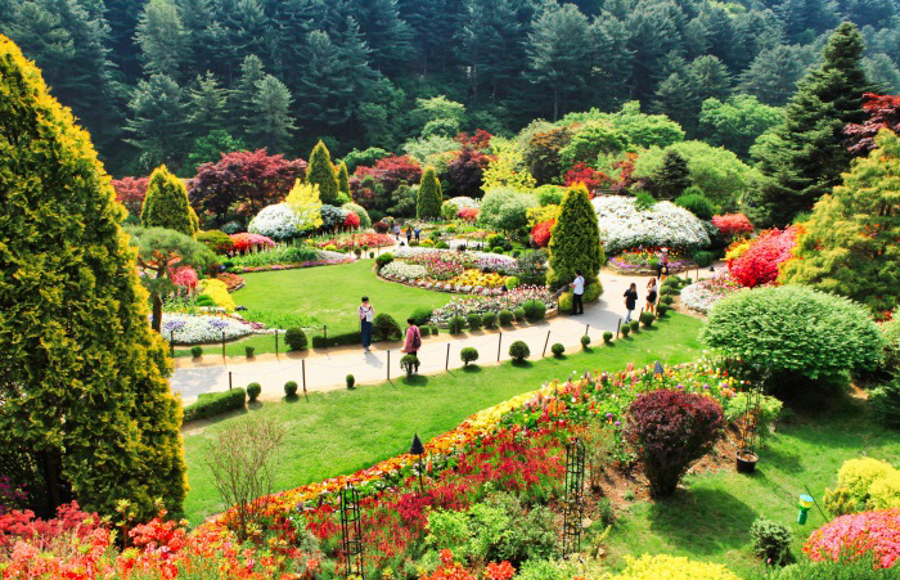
[736,452,759,474]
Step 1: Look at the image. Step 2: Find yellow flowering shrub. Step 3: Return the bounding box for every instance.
[724,239,752,261]
[616,554,742,580]
[824,458,900,515]
[869,471,900,510]
[198,279,236,312]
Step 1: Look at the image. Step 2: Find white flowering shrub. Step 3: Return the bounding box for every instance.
[160,313,253,344]
[247,203,299,240]
[444,196,480,210]
[680,271,745,314]
[592,196,711,255]
[380,261,428,281]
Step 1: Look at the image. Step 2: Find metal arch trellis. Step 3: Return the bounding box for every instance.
[562,438,586,556]
[340,485,365,579]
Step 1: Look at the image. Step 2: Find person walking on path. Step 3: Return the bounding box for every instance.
[646,278,658,314]
[624,283,638,323]
[358,296,375,352]
[406,225,413,245]
[570,270,585,315]
[402,318,422,357]
[414,225,421,242]
[393,223,401,240]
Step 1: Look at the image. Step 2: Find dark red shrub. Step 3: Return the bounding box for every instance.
[624,390,724,498]
[563,163,612,196]
[445,147,493,198]
[354,155,422,196]
[455,130,493,150]
[111,175,150,216]
[531,219,555,248]
[845,93,900,155]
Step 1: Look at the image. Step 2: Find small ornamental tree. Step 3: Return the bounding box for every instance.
[417,165,443,219]
[141,165,199,237]
[845,94,900,155]
[112,175,150,216]
[284,180,324,233]
[307,140,339,204]
[780,129,900,315]
[650,150,692,200]
[547,184,604,288]
[337,161,351,200]
[625,390,724,498]
[712,213,753,239]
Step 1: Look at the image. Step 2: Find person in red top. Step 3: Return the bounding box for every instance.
[402,317,422,357]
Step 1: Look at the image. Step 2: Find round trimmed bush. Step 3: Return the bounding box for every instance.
[513,307,526,323]
[346,374,355,389]
[603,331,614,344]
[373,313,402,341]
[661,295,675,305]
[621,324,631,337]
[657,303,671,317]
[448,316,466,334]
[551,343,565,357]
[624,390,724,498]
[482,312,497,329]
[284,381,298,398]
[491,246,505,254]
[191,346,203,358]
[245,346,255,358]
[375,253,394,270]
[246,382,261,401]
[435,241,449,249]
[460,347,479,366]
[410,307,433,326]
[466,313,482,330]
[498,309,514,326]
[674,192,715,221]
[522,300,546,322]
[640,311,656,328]
[509,340,530,363]
[284,328,308,351]
[581,335,591,349]
[629,320,640,333]
[400,354,420,377]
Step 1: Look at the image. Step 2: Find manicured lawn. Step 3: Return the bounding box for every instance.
[182,314,705,524]
[603,400,900,579]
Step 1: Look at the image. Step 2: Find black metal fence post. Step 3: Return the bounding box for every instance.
[228,371,232,391]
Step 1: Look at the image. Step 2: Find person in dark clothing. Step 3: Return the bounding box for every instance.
[624,283,638,322]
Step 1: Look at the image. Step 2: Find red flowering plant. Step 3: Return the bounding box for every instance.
[315,233,394,250]
[354,155,422,196]
[804,509,900,569]
[455,130,493,151]
[531,220,554,248]
[727,226,801,288]
[712,213,753,240]
[230,233,276,253]
[457,207,479,222]
[563,163,612,196]
[169,266,199,292]
[343,211,361,229]
[112,175,150,216]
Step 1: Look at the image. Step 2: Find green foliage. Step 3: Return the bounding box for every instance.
[547,184,603,288]
[410,307,433,326]
[536,185,565,206]
[183,389,246,423]
[779,129,900,315]
[373,313,402,341]
[698,95,783,158]
[0,40,188,520]
[196,230,234,254]
[342,202,371,229]
[522,300,546,322]
[674,192,715,220]
[346,374,355,389]
[400,354,420,377]
[460,347,479,366]
[246,383,261,401]
[482,312,497,329]
[767,554,893,579]
[650,151,692,200]
[823,458,900,516]
[723,392,783,440]
[307,140,339,204]
[448,316,466,334]
[692,250,716,268]
[245,346,255,358]
[560,121,631,169]
[603,331,614,344]
[498,310,514,326]
[640,311,656,328]
[337,162,350,198]
[467,313,483,330]
[749,517,793,564]
[479,188,539,233]
[141,165,198,236]
[620,323,631,337]
[871,379,900,429]
[375,253,394,270]
[630,320,640,333]
[191,346,203,358]
[509,340,530,362]
[657,303,671,317]
[284,381,298,398]
[580,335,591,349]
[417,166,443,219]
[552,343,565,357]
[702,286,885,388]
[284,328,308,351]
[513,307,526,323]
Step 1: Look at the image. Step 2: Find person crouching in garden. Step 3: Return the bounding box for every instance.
[570,270,585,315]
[624,283,638,322]
[402,318,422,357]
[359,296,375,352]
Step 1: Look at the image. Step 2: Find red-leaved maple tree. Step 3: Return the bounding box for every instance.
[111,176,150,216]
[845,93,900,155]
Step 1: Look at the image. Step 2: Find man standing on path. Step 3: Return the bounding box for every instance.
[402,318,422,357]
[414,225,421,242]
[570,270,585,315]
[359,296,375,352]
[406,225,413,246]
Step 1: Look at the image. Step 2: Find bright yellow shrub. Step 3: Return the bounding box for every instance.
[198,278,236,312]
[868,470,900,510]
[838,458,895,501]
[616,554,743,580]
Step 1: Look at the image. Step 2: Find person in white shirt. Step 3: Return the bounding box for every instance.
[570,270,585,315]
[358,296,375,352]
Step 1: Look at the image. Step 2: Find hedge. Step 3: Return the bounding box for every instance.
[183,388,246,423]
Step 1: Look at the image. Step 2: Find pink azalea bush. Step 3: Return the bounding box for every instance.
[169,266,198,291]
[712,213,753,238]
[804,508,900,569]
[727,226,801,288]
[229,233,276,253]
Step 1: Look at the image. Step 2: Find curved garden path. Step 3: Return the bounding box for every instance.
[169,264,722,404]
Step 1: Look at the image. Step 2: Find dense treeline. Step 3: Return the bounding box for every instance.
[2,0,899,176]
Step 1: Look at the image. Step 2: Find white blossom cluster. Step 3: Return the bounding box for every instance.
[443,196,480,210]
[592,196,711,255]
[393,246,517,268]
[380,261,428,281]
[247,203,300,240]
[160,313,254,344]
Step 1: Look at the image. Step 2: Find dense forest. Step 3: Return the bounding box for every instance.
[3,0,899,177]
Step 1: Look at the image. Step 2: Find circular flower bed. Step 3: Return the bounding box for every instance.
[160,313,256,345]
[593,196,710,255]
[314,232,394,250]
[381,248,521,295]
[607,247,695,274]
[430,286,553,323]
[679,271,744,314]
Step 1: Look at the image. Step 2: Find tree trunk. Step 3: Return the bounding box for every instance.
[152,294,163,333]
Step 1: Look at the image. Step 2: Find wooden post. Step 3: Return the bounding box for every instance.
[228,371,232,391]
[222,331,226,361]
[585,324,590,336]
[275,330,279,356]
[302,359,307,394]
[387,351,391,381]
[542,330,551,357]
[497,332,503,362]
[616,318,622,340]
[445,343,450,371]
[170,331,175,357]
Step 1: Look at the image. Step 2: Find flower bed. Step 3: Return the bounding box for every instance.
[215,271,245,292]
[430,286,553,323]
[229,232,275,253]
[804,509,900,569]
[607,247,695,274]
[314,232,394,250]
[228,248,353,273]
[381,248,522,295]
[680,271,745,314]
[593,196,711,255]
[160,313,256,344]
[726,226,801,288]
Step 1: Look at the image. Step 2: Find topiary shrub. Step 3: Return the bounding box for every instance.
[581,335,591,349]
[624,390,724,498]
[509,340,530,363]
[603,331,613,344]
[410,307,433,326]
[702,286,885,394]
[522,300,546,322]
[435,241,449,249]
[246,382,261,402]
[400,354,420,377]
[182,388,246,423]
[498,309,514,326]
[460,347,479,366]
[373,313,402,341]
[481,312,497,329]
[750,517,793,565]
[284,381,298,398]
[662,295,675,305]
[191,346,203,358]
[513,307,526,323]
[467,313,482,330]
[284,328,308,351]
[245,346,255,358]
[584,281,603,303]
[657,303,671,317]
[693,250,716,267]
[629,320,640,333]
[448,316,466,334]
[375,253,394,270]
[346,374,355,389]
[551,343,565,357]
[640,311,656,328]
[621,324,631,337]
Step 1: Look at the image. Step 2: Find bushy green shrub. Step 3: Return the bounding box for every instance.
[182,388,246,423]
[723,392,783,440]
[461,347,479,366]
[401,354,420,377]
[750,517,793,564]
[244,346,255,358]
[509,340,530,363]
[498,309,514,326]
[702,286,885,390]
[410,307,433,326]
[547,185,604,288]
[513,307,526,323]
[284,381,298,398]
[823,457,900,515]
[375,253,394,270]
[551,343,565,357]
[373,313,402,341]
[246,383,261,402]
[635,190,656,211]
[621,324,631,337]
[584,281,603,302]
[581,335,591,349]
[640,311,656,328]
[766,554,890,579]
[448,316,466,334]
[603,331,613,344]
[466,313,482,330]
[191,346,203,358]
[629,320,640,333]
[522,300,546,322]
[657,303,671,317]
[491,246,505,254]
[871,379,900,428]
[661,295,675,305]
[435,241,449,249]
[558,291,573,314]
[693,250,716,267]
[482,312,497,329]
[284,328,308,351]
[674,192,715,220]
[346,374,355,389]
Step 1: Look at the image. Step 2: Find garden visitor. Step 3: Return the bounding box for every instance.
[402,318,422,357]
[406,225,413,245]
[393,223,401,240]
[414,225,421,242]
[358,296,375,352]
[570,270,585,315]
[624,283,638,322]
[646,278,658,314]
[657,248,670,280]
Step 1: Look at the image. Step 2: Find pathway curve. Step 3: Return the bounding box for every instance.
[170,264,722,403]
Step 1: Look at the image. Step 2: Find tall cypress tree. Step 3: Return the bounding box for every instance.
[307,140,340,204]
[141,165,199,236]
[547,184,604,288]
[337,161,351,199]
[0,35,186,519]
[751,22,869,226]
[125,73,190,172]
[417,166,443,218]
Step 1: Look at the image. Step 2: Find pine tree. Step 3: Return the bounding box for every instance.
[337,161,351,199]
[307,140,340,204]
[624,3,681,103]
[653,72,700,135]
[588,13,633,110]
[135,0,191,80]
[547,184,604,288]
[125,73,190,172]
[141,165,199,236]
[779,128,900,315]
[345,0,412,74]
[230,54,266,141]
[751,22,870,226]
[0,36,187,519]
[188,71,227,136]
[649,150,692,199]
[737,44,818,107]
[417,166,443,218]
[248,74,296,153]
[458,0,523,105]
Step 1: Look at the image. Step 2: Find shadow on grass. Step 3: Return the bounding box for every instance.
[402,374,430,387]
[461,365,483,374]
[247,401,264,411]
[647,487,758,554]
[511,360,534,369]
[762,445,805,474]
